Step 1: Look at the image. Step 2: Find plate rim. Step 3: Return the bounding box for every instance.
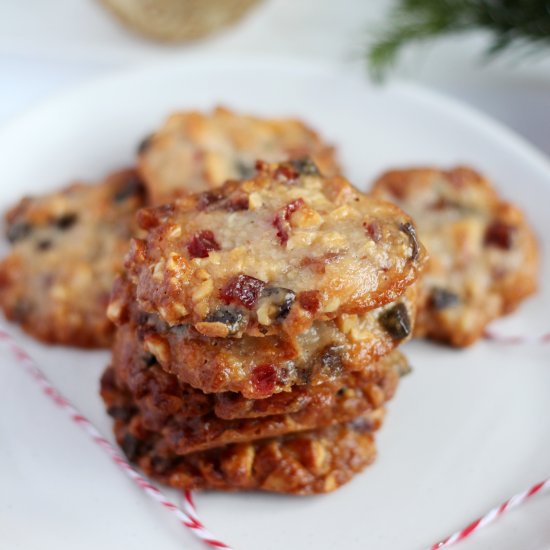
[0,53,548,181]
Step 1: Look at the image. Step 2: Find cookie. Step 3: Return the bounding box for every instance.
[111,273,415,397]
[120,160,425,340]
[101,324,402,453]
[0,169,145,347]
[137,106,340,204]
[371,167,539,346]
[110,390,380,494]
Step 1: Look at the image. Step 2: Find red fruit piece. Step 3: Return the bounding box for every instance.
[252,364,277,395]
[363,221,381,242]
[220,274,267,309]
[272,198,305,246]
[187,230,220,259]
[298,290,321,313]
[485,221,515,250]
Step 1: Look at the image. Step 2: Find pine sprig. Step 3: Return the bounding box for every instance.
[368,0,550,81]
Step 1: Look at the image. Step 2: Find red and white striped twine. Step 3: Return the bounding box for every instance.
[2,327,549,549]
[0,329,232,550]
[430,478,550,549]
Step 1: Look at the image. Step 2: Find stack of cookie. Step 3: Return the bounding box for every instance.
[101,160,425,494]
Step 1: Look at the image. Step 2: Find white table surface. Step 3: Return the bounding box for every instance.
[1,2,550,549]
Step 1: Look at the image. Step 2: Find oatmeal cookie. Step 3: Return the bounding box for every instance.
[110,392,380,494]
[0,169,145,347]
[101,324,402,453]
[121,161,425,340]
[137,106,340,204]
[371,167,539,346]
[110,274,415,397]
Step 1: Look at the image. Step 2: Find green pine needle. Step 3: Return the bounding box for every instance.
[368,0,550,81]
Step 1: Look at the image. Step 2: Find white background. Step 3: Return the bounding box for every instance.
[1,0,549,157]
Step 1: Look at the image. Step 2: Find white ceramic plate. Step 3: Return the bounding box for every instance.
[1,57,549,550]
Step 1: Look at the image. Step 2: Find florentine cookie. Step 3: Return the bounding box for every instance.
[371,167,539,346]
[138,106,340,204]
[110,274,415,397]
[101,324,402,453]
[0,169,145,347]
[110,393,380,494]
[121,161,425,340]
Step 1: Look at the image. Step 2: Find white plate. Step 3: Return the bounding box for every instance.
[1,57,549,550]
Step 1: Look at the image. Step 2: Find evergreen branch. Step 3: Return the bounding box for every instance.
[368,0,550,81]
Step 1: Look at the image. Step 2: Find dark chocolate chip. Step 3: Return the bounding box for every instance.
[397,361,413,378]
[400,222,420,261]
[151,456,174,474]
[36,239,52,251]
[121,434,142,462]
[142,353,158,367]
[113,175,145,202]
[259,286,296,322]
[137,133,154,155]
[54,213,78,230]
[235,160,256,179]
[6,221,32,243]
[350,416,375,433]
[204,306,247,335]
[11,299,32,322]
[429,287,460,310]
[319,345,344,377]
[297,368,312,385]
[107,406,136,422]
[379,303,411,340]
[289,158,320,176]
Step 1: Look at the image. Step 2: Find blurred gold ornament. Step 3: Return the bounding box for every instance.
[99,0,261,42]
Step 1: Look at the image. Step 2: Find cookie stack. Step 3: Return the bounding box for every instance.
[101,160,425,494]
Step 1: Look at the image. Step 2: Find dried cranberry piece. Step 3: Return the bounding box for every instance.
[272,198,305,246]
[400,222,420,260]
[379,303,411,340]
[429,288,460,310]
[220,274,267,309]
[224,192,249,212]
[485,221,515,250]
[252,364,278,396]
[298,290,321,313]
[364,221,381,242]
[187,230,220,259]
[197,190,224,211]
[204,306,247,335]
[274,164,300,182]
